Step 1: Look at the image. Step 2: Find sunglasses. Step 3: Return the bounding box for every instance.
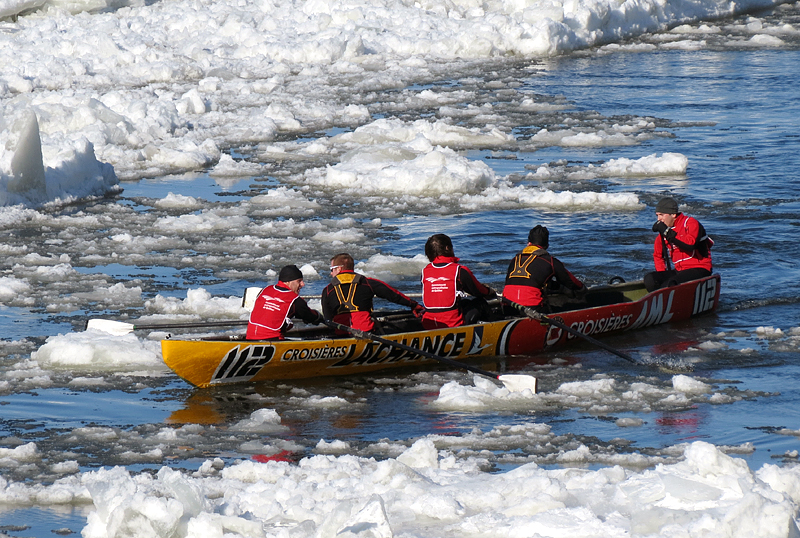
[330,265,342,271]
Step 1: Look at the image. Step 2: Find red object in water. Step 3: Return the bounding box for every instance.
[253,450,294,463]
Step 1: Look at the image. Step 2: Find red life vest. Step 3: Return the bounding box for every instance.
[330,272,374,332]
[421,261,463,328]
[247,284,298,339]
[422,262,459,308]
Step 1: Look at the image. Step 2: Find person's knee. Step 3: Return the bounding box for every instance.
[644,272,659,292]
[463,308,480,325]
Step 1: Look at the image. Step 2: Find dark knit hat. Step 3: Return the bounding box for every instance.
[527,225,549,249]
[655,197,679,214]
[278,264,304,282]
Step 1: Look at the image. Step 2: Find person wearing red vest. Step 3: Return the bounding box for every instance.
[420,234,497,329]
[321,253,423,333]
[502,225,585,313]
[645,197,713,292]
[246,264,323,340]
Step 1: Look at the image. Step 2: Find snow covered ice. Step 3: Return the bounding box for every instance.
[3,436,800,538]
[0,0,794,203]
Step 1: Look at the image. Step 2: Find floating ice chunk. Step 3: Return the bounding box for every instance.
[354,253,429,280]
[616,417,644,427]
[317,439,351,452]
[231,409,289,434]
[32,330,164,372]
[231,409,289,433]
[311,142,496,195]
[336,495,393,538]
[599,152,689,176]
[8,111,46,203]
[397,439,439,469]
[0,276,31,302]
[748,34,785,46]
[756,326,784,339]
[82,466,201,538]
[185,512,264,538]
[0,442,40,464]
[154,192,203,209]
[672,375,711,394]
[557,378,617,396]
[0,110,119,208]
[208,153,266,178]
[296,395,353,408]
[145,287,247,319]
[431,377,536,411]
[0,0,46,18]
[460,182,644,212]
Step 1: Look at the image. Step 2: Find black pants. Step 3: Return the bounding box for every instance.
[644,268,711,292]
[462,297,497,324]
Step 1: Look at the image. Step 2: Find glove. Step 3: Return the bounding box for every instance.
[664,228,677,242]
[485,287,499,299]
[311,311,324,325]
[652,221,668,234]
[412,304,425,318]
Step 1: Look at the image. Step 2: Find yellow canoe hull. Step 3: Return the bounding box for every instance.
[161,275,720,388]
[161,320,520,388]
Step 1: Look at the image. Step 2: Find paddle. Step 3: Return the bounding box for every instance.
[318,318,538,393]
[504,299,638,364]
[86,318,248,336]
[242,287,424,311]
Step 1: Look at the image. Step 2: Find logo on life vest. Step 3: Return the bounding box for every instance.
[261,295,287,312]
[424,276,451,292]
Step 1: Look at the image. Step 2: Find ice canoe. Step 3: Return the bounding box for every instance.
[161,274,720,388]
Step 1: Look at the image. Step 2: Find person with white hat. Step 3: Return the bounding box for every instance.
[645,197,714,292]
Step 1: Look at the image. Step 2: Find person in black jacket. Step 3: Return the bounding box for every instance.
[321,253,423,333]
[502,225,585,313]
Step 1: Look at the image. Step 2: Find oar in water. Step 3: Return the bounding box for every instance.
[504,299,638,364]
[86,318,248,336]
[319,318,538,393]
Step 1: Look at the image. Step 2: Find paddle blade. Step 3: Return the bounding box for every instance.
[242,287,261,311]
[85,319,135,336]
[498,374,538,393]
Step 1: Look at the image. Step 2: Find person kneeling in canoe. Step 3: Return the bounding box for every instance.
[502,225,585,314]
[420,233,498,329]
[322,253,423,334]
[645,197,713,292]
[246,264,323,340]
